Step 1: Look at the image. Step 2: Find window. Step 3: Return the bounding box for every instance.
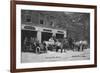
[50,21,54,27]
[25,14,32,23]
[50,21,53,26]
[40,19,44,24]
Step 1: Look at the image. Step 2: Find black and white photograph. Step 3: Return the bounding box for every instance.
[21,10,90,63]
[10,1,97,72]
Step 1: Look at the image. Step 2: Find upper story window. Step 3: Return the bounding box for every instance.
[40,19,44,25]
[24,14,32,23]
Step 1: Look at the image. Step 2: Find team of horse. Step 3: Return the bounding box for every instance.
[22,37,88,54]
[44,39,88,53]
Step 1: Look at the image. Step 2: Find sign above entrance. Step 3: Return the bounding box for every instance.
[43,29,52,32]
[57,31,64,33]
[24,26,36,30]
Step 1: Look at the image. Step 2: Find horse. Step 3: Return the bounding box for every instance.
[73,40,88,51]
[55,39,69,53]
[61,39,69,52]
[80,40,88,50]
[43,41,55,51]
[55,40,62,52]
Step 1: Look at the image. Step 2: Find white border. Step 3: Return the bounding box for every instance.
[16,5,94,69]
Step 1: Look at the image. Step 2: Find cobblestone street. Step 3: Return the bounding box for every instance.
[21,49,90,63]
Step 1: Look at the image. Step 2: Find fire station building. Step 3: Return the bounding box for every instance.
[21,10,67,43]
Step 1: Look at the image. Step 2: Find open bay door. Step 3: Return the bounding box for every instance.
[41,32,52,43]
[21,30,37,51]
[56,33,64,39]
